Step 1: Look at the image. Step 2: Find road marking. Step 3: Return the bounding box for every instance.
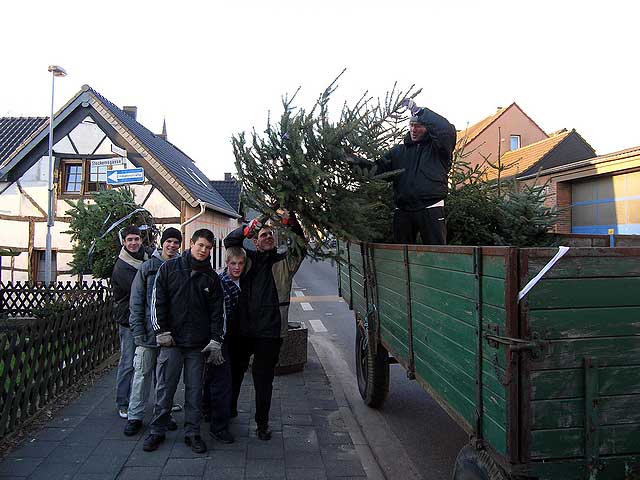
[309,319,328,332]
[290,295,343,303]
[300,302,313,311]
[294,290,305,297]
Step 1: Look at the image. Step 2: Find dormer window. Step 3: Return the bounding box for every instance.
[510,135,521,151]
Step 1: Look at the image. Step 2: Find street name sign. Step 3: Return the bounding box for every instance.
[111,144,128,157]
[90,158,125,167]
[106,168,145,185]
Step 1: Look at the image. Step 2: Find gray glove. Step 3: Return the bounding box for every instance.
[201,339,224,365]
[156,331,175,347]
[134,335,145,346]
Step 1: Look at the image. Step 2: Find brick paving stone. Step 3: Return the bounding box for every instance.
[207,449,246,467]
[116,466,163,480]
[92,439,137,456]
[0,457,43,476]
[48,415,87,429]
[284,436,320,454]
[281,413,313,426]
[7,440,59,458]
[125,449,172,468]
[159,477,201,480]
[282,425,315,439]
[316,429,352,446]
[286,468,328,480]
[28,461,81,480]
[247,435,284,459]
[169,438,211,459]
[203,464,245,479]
[245,458,285,478]
[323,461,367,478]
[162,458,206,477]
[72,474,118,480]
[77,454,128,475]
[284,451,324,468]
[45,444,96,464]
[34,428,72,441]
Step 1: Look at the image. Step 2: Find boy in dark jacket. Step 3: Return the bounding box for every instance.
[376,105,456,245]
[124,227,182,436]
[112,225,149,418]
[143,229,224,454]
[224,211,305,441]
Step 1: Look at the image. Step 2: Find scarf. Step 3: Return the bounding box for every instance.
[119,246,148,270]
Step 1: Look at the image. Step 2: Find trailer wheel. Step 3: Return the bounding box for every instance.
[452,445,507,480]
[355,322,389,408]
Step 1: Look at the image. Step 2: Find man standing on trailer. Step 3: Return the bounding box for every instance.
[376,102,457,245]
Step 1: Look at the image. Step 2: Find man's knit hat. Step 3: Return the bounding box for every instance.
[161,227,182,245]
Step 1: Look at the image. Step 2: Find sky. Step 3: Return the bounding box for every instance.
[2,0,639,181]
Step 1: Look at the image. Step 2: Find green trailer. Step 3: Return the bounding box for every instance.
[336,240,640,479]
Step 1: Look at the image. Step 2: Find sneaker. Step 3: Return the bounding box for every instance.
[171,404,183,412]
[124,419,142,436]
[143,433,165,452]
[118,407,128,419]
[167,417,178,431]
[210,428,235,444]
[185,435,207,453]
[256,425,272,441]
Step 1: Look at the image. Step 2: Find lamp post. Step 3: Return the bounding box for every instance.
[45,65,67,285]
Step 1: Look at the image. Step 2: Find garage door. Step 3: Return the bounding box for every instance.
[572,171,640,234]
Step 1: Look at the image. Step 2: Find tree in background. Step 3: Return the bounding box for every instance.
[65,188,155,278]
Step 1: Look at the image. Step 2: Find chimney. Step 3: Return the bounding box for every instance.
[224,172,232,181]
[123,106,137,120]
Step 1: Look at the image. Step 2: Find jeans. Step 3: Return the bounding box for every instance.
[115,325,136,409]
[202,342,232,433]
[229,336,283,428]
[128,346,158,421]
[150,347,204,436]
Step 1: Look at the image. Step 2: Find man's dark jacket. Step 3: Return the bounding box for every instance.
[129,249,166,347]
[150,250,224,348]
[224,221,305,338]
[376,107,457,211]
[112,246,148,327]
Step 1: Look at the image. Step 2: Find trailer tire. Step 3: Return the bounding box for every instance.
[355,322,389,408]
[452,445,507,480]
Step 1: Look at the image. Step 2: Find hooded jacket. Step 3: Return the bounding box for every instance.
[376,107,457,211]
[111,246,149,327]
[224,220,305,338]
[129,249,168,347]
[150,249,224,348]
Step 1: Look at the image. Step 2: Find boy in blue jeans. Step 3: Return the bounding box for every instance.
[203,246,246,443]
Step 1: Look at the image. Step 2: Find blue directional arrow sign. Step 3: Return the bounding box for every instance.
[106,167,145,185]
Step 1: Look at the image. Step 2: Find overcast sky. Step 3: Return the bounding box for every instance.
[2,0,638,180]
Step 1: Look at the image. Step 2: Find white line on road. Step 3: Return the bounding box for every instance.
[300,302,313,311]
[294,290,305,297]
[309,319,328,333]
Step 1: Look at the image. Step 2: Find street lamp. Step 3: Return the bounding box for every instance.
[45,65,67,285]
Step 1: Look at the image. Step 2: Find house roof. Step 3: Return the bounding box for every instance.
[0,86,238,218]
[484,129,572,181]
[210,177,241,212]
[0,117,48,164]
[456,102,547,146]
[517,145,640,180]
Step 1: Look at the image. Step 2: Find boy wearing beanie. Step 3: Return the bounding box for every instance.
[124,227,182,436]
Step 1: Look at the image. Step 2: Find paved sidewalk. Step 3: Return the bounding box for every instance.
[0,343,368,480]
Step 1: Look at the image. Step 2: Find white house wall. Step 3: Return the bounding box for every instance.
[0,116,190,283]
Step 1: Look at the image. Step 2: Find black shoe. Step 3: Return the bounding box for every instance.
[167,417,178,431]
[210,428,235,444]
[124,419,142,436]
[230,406,238,418]
[203,413,211,423]
[256,426,272,441]
[143,433,165,452]
[185,435,207,453]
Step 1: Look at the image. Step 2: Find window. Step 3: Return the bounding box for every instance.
[60,159,109,196]
[31,249,57,283]
[64,163,83,193]
[510,135,521,151]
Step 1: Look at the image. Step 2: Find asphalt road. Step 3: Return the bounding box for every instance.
[292,258,468,480]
